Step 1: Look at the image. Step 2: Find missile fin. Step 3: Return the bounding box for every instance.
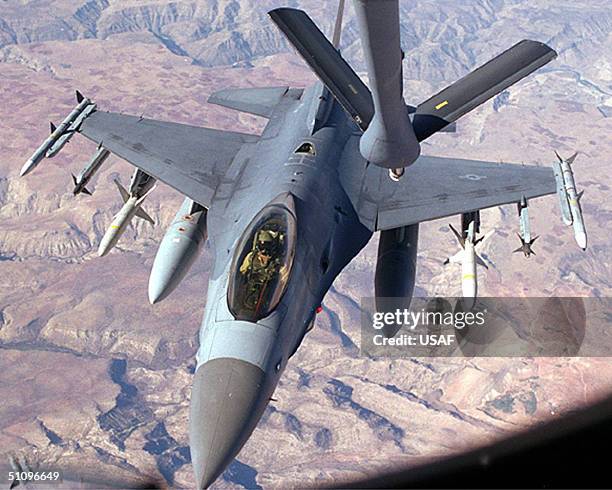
[447,249,464,264]
[114,179,130,203]
[71,173,78,186]
[577,190,584,202]
[50,121,57,133]
[134,185,156,224]
[82,187,92,196]
[76,90,85,103]
[135,184,156,205]
[135,206,155,224]
[566,151,578,165]
[475,254,489,269]
[448,223,465,248]
[512,246,524,254]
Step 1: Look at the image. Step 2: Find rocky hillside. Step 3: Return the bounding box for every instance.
[0,0,610,85]
[0,1,611,488]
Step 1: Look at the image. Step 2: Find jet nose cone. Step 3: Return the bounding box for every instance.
[190,358,267,489]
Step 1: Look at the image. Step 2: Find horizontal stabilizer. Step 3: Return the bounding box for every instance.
[412,40,557,141]
[269,7,374,130]
[208,86,295,118]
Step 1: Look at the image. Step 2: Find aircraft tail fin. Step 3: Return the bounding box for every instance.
[269,7,374,131]
[411,40,557,141]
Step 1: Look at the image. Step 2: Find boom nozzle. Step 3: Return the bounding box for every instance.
[353,0,420,170]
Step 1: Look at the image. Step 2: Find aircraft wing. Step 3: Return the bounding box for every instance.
[352,155,556,230]
[78,111,258,207]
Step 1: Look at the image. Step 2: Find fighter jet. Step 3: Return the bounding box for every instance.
[20,0,584,487]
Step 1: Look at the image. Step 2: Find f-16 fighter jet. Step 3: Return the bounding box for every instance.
[20,0,586,487]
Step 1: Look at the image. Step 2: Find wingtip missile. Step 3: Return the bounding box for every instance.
[555,151,587,250]
[19,158,37,177]
[21,93,95,176]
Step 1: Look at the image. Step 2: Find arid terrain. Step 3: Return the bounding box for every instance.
[0,0,611,488]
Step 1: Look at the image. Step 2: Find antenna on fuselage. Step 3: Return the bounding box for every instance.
[332,0,345,49]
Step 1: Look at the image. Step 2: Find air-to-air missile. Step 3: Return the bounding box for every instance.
[552,151,587,250]
[444,215,489,309]
[20,91,95,176]
[98,170,156,257]
[148,198,208,304]
[72,144,111,196]
[513,195,538,257]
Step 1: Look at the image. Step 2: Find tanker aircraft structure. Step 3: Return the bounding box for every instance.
[20,1,587,487]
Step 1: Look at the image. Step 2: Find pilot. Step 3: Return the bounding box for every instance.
[239,228,285,310]
[240,229,286,280]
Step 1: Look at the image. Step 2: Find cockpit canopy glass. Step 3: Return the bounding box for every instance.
[228,205,297,321]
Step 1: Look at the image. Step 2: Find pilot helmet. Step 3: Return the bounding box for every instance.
[255,229,277,252]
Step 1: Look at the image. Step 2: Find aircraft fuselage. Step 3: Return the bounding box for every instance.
[189,84,373,487]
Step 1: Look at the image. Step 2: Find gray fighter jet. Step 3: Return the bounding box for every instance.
[20,1,586,487]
